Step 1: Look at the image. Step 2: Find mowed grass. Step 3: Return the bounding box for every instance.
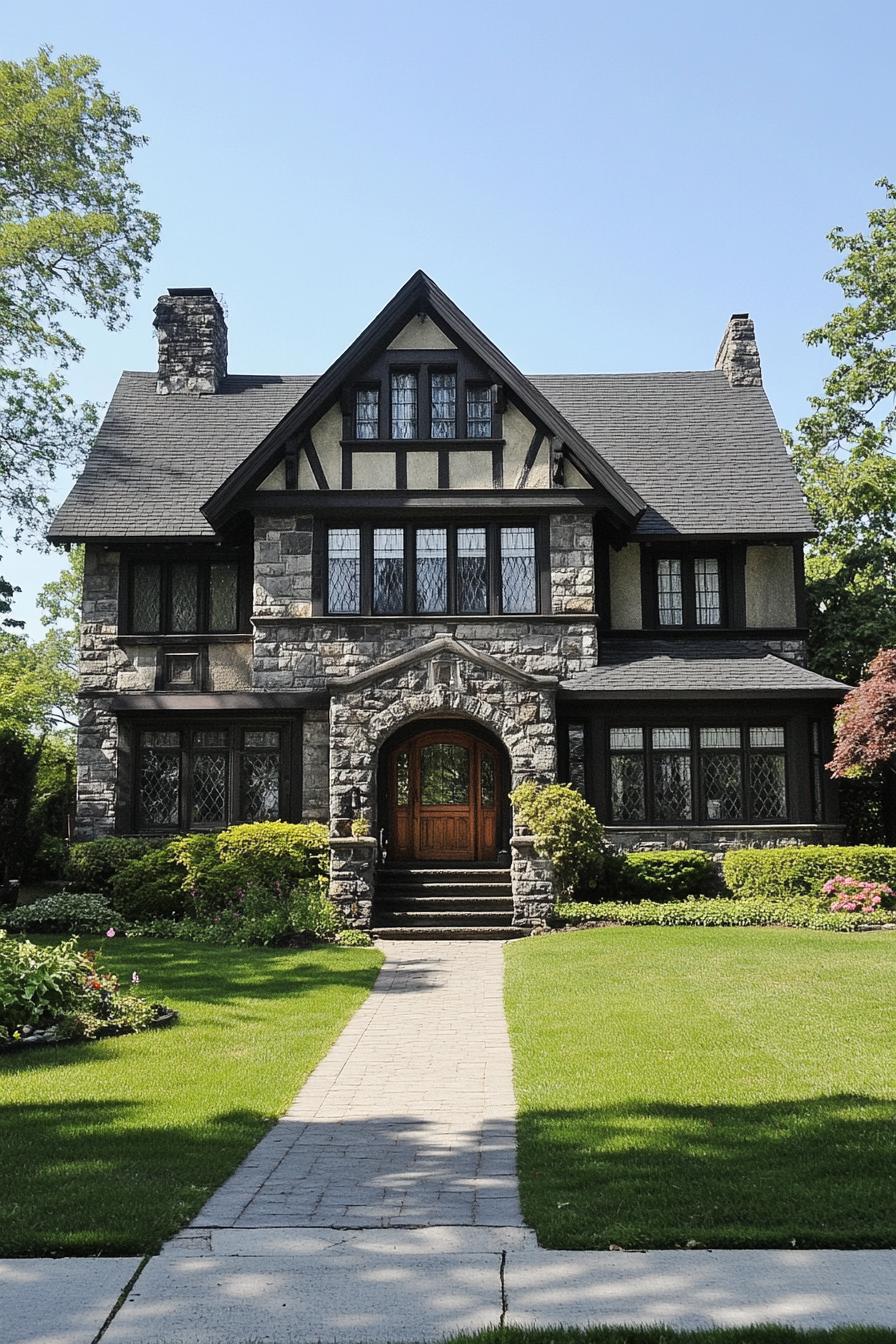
[0,938,382,1255]
[505,927,896,1249]
[447,1330,896,1344]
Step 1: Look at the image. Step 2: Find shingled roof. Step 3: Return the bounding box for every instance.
[48,367,812,542]
[561,640,848,699]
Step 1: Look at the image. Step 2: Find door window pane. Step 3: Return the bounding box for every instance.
[421,743,469,805]
[457,527,487,613]
[209,561,239,632]
[328,528,361,613]
[355,387,379,439]
[480,753,496,807]
[466,386,492,438]
[657,558,683,625]
[391,372,417,439]
[170,562,199,632]
[430,372,456,439]
[396,751,410,806]
[652,727,692,820]
[501,526,537,613]
[373,528,405,614]
[131,562,161,633]
[415,528,448,613]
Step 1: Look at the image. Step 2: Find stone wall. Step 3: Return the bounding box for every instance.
[606,823,844,855]
[549,512,595,614]
[76,546,122,837]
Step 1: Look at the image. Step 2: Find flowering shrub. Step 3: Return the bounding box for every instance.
[723,845,896,903]
[0,931,165,1045]
[555,895,895,933]
[824,875,894,914]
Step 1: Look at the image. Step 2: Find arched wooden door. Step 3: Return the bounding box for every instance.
[387,729,499,862]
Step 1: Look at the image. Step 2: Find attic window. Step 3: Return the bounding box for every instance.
[391,372,417,439]
[355,388,379,440]
[466,385,492,438]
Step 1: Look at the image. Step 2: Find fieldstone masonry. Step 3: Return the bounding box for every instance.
[76,546,122,838]
[154,288,228,396]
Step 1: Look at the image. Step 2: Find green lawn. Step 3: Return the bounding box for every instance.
[0,937,382,1255]
[447,1331,896,1344]
[505,927,896,1250]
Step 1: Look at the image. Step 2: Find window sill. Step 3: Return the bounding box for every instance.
[342,438,505,449]
[252,613,595,624]
[116,633,252,645]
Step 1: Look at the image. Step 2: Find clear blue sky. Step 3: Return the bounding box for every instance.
[6,0,896,633]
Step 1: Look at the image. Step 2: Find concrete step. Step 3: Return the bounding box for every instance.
[371,925,528,940]
[376,908,516,928]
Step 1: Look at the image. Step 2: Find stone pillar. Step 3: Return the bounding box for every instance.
[510,834,555,927]
[329,836,377,929]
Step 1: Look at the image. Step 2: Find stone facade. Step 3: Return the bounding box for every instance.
[76,546,122,838]
[714,313,762,387]
[153,289,227,396]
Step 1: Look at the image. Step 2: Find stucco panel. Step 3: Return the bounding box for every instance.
[310,404,343,487]
[610,544,643,628]
[745,545,796,627]
[449,450,493,489]
[387,316,457,350]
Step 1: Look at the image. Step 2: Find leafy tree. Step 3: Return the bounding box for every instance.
[829,648,896,842]
[0,547,81,739]
[788,179,896,683]
[0,48,159,568]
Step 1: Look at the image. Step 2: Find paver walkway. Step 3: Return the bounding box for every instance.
[190,939,524,1230]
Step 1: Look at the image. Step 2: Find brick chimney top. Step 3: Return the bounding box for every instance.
[153,288,227,395]
[714,313,762,387]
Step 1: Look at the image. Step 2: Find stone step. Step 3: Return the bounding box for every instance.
[376,908,516,927]
[376,882,513,899]
[371,925,528,941]
[376,868,511,885]
[377,895,514,913]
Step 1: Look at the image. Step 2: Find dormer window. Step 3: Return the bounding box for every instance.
[655,553,724,627]
[430,372,457,439]
[391,372,417,439]
[355,387,379,440]
[466,385,492,438]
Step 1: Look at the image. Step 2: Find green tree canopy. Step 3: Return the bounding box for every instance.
[789,179,896,683]
[0,48,159,561]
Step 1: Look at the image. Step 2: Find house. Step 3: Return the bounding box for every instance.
[49,272,848,932]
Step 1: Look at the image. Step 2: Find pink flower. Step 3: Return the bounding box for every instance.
[105,928,116,938]
[131,971,140,985]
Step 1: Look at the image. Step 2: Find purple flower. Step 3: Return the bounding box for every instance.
[105,928,116,938]
[131,971,140,985]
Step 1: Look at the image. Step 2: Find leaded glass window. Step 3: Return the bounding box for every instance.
[699,727,742,821]
[391,372,417,439]
[373,528,405,615]
[652,727,692,820]
[609,727,646,823]
[430,372,456,439]
[457,527,487,613]
[421,743,469,805]
[139,730,180,828]
[241,729,281,821]
[355,387,379,440]
[810,720,825,823]
[749,726,787,819]
[695,557,721,625]
[501,526,537,614]
[328,528,361,614]
[567,722,586,794]
[415,528,448,613]
[170,562,199,633]
[657,558,683,625]
[466,385,492,438]
[192,751,227,824]
[131,562,161,633]
[209,562,239,632]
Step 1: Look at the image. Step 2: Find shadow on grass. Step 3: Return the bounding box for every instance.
[517,1094,896,1250]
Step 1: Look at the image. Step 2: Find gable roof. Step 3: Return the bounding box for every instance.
[561,640,848,699]
[201,271,646,529]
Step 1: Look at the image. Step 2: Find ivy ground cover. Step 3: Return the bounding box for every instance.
[0,938,382,1254]
[505,927,896,1249]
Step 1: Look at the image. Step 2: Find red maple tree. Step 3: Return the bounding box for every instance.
[830,649,896,778]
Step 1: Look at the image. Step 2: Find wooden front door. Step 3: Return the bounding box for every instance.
[388,729,499,863]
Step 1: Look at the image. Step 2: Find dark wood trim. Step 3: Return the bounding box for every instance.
[600,627,810,641]
[515,429,544,489]
[119,546,251,637]
[302,436,329,490]
[491,445,503,489]
[342,437,505,451]
[284,438,299,491]
[108,692,327,712]
[595,542,612,627]
[729,544,747,628]
[793,541,808,628]
[245,489,605,515]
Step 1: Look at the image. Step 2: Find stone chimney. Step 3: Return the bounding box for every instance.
[714,313,762,387]
[153,287,227,394]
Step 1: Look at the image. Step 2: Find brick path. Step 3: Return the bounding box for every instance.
[190,940,524,1230]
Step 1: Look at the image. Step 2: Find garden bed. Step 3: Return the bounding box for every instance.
[0,1004,178,1052]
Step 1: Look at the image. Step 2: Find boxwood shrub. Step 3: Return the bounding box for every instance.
[109,847,188,920]
[67,836,167,896]
[171,821,329,908]
[618,850,717,902]
[555,896,895,933]
[723,845,896,904]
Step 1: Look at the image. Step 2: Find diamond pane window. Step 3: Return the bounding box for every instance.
[391,372,417,439]
[652,727,692,820]
[811,720,825,823]
[131,562,161,633]
[328,528,361,613]
[209,562,239,632]
[355,388,379,440]
[415,528,448,613]
[241,752,280,821]
[192,753,227,824]
[457,527,487,614]
[701,751,743,821]
[139,735,180,828]
[567,723,586,794]
[170,562,199,633]
[695,558,721,625]
[430,372,456,439]
[466,386,492,438]
[501,526,537,613]
[610,756,646,822]
[657,559,683,625]
[373,528,405,614]
[750,728,787,820]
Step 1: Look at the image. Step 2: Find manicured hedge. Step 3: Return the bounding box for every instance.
[555,896,895,933]
[723,846,896,903]
[618,850,717,902]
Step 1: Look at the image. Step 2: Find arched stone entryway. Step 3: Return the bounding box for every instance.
[325,636,558,929]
